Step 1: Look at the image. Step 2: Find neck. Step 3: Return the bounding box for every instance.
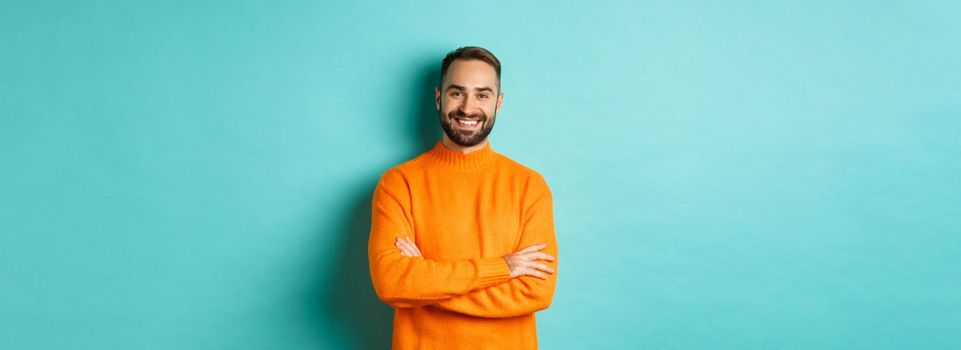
[441,135,489,154]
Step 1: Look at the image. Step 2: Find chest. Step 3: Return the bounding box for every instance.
[407,174,524,260]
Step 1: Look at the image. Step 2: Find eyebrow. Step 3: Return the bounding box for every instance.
[446,84,495,93]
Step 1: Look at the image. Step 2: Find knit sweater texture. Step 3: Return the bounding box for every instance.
[368,140,558,349]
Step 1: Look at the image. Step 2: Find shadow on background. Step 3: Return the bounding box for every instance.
[320,59,440,349]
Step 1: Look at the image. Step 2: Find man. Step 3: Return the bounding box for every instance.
[367,46,559,349]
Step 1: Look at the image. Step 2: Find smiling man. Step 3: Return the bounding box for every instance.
[367,46,559,349]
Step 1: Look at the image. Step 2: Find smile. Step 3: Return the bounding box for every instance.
[454,117,481,128]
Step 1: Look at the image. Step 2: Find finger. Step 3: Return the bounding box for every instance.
[514,243,547,254]
[407,239,421,253]
[404,237,422,256]
[515,243,546,254]
[530,262,555,274]
[524,269,549,280]
[395,240,414,256]
[525,252,555,262]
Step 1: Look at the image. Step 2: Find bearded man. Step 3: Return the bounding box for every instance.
[368,46,558,349]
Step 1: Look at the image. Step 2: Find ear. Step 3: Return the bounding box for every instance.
[495,91,504,114]
[434,87,441,110]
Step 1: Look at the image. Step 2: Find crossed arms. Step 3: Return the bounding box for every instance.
[367,170,558,318]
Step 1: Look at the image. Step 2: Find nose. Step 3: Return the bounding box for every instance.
[457,96,478,115]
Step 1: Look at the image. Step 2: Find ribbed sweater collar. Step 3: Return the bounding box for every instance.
[425,140,499,172]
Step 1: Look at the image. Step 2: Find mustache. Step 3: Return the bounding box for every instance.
[449,110,486,121]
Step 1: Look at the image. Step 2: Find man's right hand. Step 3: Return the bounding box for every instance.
[502,243,556,279]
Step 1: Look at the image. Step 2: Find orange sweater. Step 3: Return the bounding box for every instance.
[368,140,559,349]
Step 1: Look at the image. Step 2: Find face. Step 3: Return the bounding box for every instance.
[436,59,504,147]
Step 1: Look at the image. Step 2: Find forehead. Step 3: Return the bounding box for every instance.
[443,59,498,89]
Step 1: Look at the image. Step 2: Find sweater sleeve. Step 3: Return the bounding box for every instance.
[368,169,512,309]
[430,177,558,318]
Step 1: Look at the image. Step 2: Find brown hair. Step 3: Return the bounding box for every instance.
[439,46,502,90]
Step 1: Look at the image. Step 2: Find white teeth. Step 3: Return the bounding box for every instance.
[457,119,479,125]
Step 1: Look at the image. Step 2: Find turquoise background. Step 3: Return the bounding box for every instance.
[2,1,959,349]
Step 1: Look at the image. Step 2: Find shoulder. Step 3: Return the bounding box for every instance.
[377,150,432,184]
[496,153,552,194]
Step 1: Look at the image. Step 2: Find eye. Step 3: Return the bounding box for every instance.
[478,94,489,99]
[450,91,463,97]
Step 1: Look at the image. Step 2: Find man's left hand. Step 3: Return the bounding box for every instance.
[395,236,422,257]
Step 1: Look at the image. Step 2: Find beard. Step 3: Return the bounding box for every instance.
[439,108,497,147]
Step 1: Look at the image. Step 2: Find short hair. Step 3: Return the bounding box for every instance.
[439,46,502,90]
